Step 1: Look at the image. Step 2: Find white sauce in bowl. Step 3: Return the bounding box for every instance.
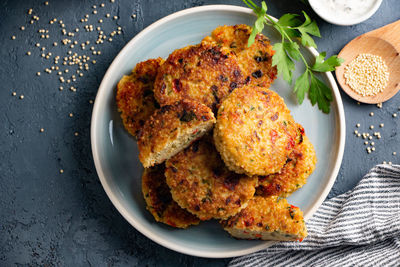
[309,0,382,26]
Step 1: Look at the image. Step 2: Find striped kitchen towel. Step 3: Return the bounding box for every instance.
[230,164,400,267]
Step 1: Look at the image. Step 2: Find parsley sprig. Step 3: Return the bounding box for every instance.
[243,0,343,113]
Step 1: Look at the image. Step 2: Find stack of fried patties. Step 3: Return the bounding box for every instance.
[116,25,316,241]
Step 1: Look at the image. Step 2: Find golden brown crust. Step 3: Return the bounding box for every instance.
[257,133,317,198]
[202,24,277,88]
[165,136,258,220]
[138,99,216,167]
[220,196,307,241]
[142,164,200,228]
[116,58,164,137]
[214,86,298,176]
[153,42,245,111]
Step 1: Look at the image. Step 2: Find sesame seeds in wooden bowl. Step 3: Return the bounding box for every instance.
[335,20,400,104]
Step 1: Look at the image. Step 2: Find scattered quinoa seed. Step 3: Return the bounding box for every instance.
[40,128,44,132]
[12,92,16,96]
[380,123,384,127]
[11,36,16,40]
[393,113,397,118]
[370,112,374,116]
[60,169,64,173]
[393,152,397,155]
[27,51,31,56]
[356,123,360,128]
[19,95,24,99]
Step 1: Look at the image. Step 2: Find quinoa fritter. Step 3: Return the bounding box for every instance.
[116,58,164,137]
[165,137,258,220]
[153,42,245,111]
[257,134,317,197]
[220,196,307,241]
[142,164,200,228]
[214,85,298,176]
[202,24,277,88]
[138,99,216,168]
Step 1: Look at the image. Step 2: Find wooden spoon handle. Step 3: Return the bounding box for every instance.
[367,19,400,51]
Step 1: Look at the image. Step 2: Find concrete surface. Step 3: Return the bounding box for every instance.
[1,0,399,266]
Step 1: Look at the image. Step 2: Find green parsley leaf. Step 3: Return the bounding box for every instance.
[311,52,344,72]
[272,42,295,83]
[298,29,317,48]
[243,0,342,113]
[245,0,267,47]
[277,13,302,27]
[293,70,309,104]
[283,42,301,61]
[298,11,321,37]
[309,74,333,113]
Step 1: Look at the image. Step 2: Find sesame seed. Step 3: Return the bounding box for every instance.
[106,13,110,18]
[113,16,118,20]
[44,1,49,5]
[93,10,97,14]
[393,152,397,155]
[27,51,31,56]
[131,14,136,18]
[19,95,24,99]
[99,19,103,23]
[40,128,44,132]
[368,136,372,140]
[69,113,73,117]
[371,142,375,146]
[59,86,63,91]
[74,132,79,136]
[100,3,105,7]
[11,36,16,40]
[28,8,33,14]
[12,92,16,96]
[36,43,40,47]
[370,125,374,129]
[356,123,360,128]
[20,26,25,31]
[93,5,97,8]
[393,113,398,118]
[370,112,374,116]
[357,133,361,137]
[364,141,368,145]
[344,54,389,97]
[37,72,41,76]
[60,169,64,174]
[371,147,375,151]
[380,123,384,127]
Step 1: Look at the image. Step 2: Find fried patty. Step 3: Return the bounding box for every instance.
[257,133,317,197]
[138,99,216,168]
[220,196,307,241]
[202,24,277,88]
[153,42,244,111]
[214,85,298,176]
[142,164,200,228]
[165,136,258,220]
[116,58,164,137]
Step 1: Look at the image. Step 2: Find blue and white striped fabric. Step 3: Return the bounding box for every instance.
[230,164,400,267]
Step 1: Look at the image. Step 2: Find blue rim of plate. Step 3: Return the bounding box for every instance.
[90,5,346,258]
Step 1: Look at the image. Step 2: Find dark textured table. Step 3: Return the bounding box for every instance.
[1,0,399,265]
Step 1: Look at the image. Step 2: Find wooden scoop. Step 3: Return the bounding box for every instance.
[335,20,400,104]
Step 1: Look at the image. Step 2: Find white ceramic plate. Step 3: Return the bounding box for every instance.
[91,5,346,258]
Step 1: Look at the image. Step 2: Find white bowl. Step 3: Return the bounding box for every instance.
[309,0,383,26]
[91,5,346,258]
